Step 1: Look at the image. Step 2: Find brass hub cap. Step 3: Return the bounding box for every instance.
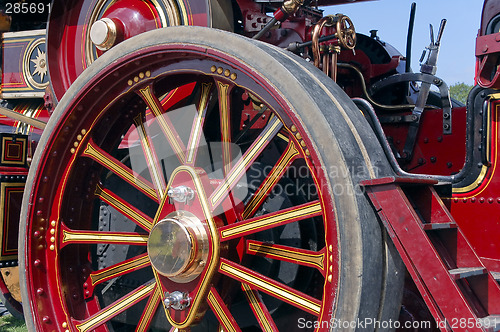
[148,211,209,283]
[89,18,118,51]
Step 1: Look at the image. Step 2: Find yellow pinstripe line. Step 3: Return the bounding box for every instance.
[90,254,150,286]
[247,242,324,271]
[138,86,186,162]
[62,230,148,245]
[136,285,161,332]
[95,185,153,231]
[83,142,157,199]
[134,115,166,199]
[186,83,212,163]
[76,282,155,332]
[242,283,274,332]
[220,262,321,315]
[242,141,299,219]
[208,290,238,332]
[221,201,321,239]
[211,117,282,206]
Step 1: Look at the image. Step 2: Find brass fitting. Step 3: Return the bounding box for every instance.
[281,0,304,16]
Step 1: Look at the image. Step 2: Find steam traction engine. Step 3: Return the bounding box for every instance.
[0,0,500,331]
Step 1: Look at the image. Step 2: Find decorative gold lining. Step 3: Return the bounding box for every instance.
[76,282,155,332]
[452,165,489,194]
[0,183,24,260]
[453,94,496,194]
[219,261,321,315]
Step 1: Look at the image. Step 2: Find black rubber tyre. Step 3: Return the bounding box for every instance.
[20,26,403,331]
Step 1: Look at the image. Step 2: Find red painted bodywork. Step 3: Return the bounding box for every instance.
[451,98,500,270]
[382,107,467,176]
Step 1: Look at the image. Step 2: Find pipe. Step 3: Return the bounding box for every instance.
[406,2,416,73]
[0,106,46,130]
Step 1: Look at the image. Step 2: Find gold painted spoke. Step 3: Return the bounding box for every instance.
[219,259,321,316]
[82,139,157,201]
[95,184,153,232]
[137,85,187,163]
[210,116,283,209]
[242,283,279,332]
[207,287,242,332]
[247,240,325,275]
[242,139,300,219]
[219,200,322,242]
[75,282,155,332]
[134,115,167,200]
[61,228,148,248]
[136,284,162,332]
[88,253,151,289]
[186,83,212,165]
[217,81,233,176]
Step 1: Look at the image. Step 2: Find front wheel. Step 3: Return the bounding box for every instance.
[20,26,402,331]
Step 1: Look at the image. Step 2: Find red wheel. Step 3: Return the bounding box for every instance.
[47,0,233,100]
[21,27,402,331]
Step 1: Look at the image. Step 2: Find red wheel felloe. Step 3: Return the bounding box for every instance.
[20,27,402,331]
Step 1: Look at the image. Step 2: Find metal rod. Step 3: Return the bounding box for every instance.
[337,63,415,110]
[0,106,46,130]
[253,17,278,40]
[436,19,447,45]
[406,2,416,73]
[286,34,338,52]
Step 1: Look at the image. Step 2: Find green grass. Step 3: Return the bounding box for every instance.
[0,315,27,332]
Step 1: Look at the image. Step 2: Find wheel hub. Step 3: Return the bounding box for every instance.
[90,18,119,51]
[147,211,209,283]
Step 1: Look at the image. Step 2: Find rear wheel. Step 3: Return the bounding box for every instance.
[20,27,402,331]
[47,0,233,100]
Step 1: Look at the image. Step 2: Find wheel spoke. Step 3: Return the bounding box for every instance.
[242,137,300,219]
[219,259,321,316]
[219,200,322,241]
[95,184,153,232]
[133,114,168,200]
[186,83,212,165]
[210,116,283,208]
[246,240,326,275]
[82,139,158,201]
[84,253,151,298]
[241,283,279,332]
[217,81,233,176]
[137,85,187,163]
[74,281,156,332]
[61,226,148,247]
[207,287,242,332]
[136,283,162,332]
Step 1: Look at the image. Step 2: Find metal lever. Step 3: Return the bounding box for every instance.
[436,19,447,45]
[420,19,447,75]
[403,18,448,161]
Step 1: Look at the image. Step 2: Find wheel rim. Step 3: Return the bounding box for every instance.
[24,29,341,331]
[47,0,232,101]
